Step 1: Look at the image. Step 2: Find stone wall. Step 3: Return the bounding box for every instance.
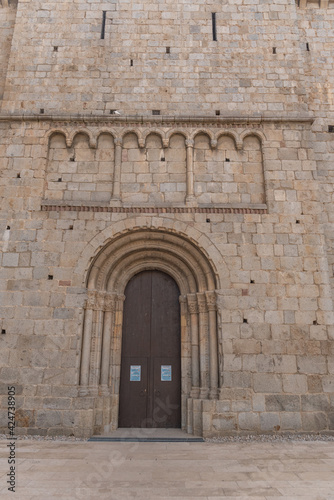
[1,0,334,437]
[1,116,334,437]
[0,0,314,115]
[0,1,17,101]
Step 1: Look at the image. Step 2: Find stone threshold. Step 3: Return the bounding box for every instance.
[89,428,204,442]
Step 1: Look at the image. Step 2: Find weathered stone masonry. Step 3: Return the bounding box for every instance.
[1,0,334,437]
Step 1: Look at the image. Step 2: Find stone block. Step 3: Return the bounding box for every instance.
[282,374,308,394]
[301,394,330,412]
[36,410,62,428]
[297,356,327,375]
[254,374,282,393]
[260,412,280,432]
[280,412,302,431]
[301,412,328,432]
[212,415,237,432]
[238,412,260,431]
[265,395,300,412]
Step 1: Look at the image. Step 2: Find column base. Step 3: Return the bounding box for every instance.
[185,195,197,206]
[110,197,122,206]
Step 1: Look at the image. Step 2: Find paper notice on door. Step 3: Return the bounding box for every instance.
[130,365,141,381]
[161,365,172,381]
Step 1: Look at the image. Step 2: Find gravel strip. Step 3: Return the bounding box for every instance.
[1,433,334,443]
[205,433,334,443]
[0,434,87,442]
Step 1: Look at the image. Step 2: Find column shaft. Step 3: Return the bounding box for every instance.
[112,140,122,200]
[185,140,195,204]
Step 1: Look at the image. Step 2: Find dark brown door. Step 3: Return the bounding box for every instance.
[118,270,181,428]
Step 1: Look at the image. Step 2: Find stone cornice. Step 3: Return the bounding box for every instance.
[0,113,315,125]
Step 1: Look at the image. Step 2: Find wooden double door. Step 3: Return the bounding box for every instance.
[118,270,181,428]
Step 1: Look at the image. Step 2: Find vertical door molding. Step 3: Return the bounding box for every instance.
[100,292,117,392]
[79,290,97,394]
[186,293,200,398]
[206,291,219,399]
[196,292,210,399]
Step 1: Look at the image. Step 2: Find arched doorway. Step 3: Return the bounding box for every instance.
[118,270,181,428]
[79,229,220,436]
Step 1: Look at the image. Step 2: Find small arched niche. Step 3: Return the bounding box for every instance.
[79,229,220,435]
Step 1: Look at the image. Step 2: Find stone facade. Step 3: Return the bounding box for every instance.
[1,0,334,437]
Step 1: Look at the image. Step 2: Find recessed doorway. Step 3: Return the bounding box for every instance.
[118,270,181,428]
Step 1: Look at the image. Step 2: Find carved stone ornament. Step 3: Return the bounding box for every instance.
[187,293,198,314]
[196,292,207,313]
[85,290,97,310]
[104,293,116,312]
[96,291,106,311]
[205,291,217,311]
[185,139,194,148]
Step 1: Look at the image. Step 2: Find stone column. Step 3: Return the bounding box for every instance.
[111,138,122,202]
[185,139,196,205]
[110,294,125,429]
[89,291,105,391]
[197,292,209,399]
[100,293,117,390]
[187,294,200,398]
[206,291,219,399]
[79,290,96,393]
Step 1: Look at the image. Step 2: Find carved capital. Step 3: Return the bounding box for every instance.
[185,139,194,148]
[96,291,106,311]
[138,139,145,148]
[179,295,187,304]
[85,290,96,310]
[210,139,217,149]
[104,293,116,312]
[162,139,169,148]
[196,292,207,314]
[114,138,122,147]
[205,291,217,311]
[117,294,126,302]
[187,293,198,314]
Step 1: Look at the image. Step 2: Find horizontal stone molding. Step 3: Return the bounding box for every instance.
[41,204,268,214]
[0,113,315,125]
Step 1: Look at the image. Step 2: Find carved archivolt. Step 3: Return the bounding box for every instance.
[79,229,220,431]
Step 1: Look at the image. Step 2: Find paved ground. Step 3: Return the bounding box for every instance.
[1,438,334,499]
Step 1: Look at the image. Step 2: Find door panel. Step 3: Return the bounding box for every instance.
[118,270,181,428]
[152,357,181,428]
[118,357,148,428]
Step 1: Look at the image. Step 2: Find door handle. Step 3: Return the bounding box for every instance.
[140,389,147,397]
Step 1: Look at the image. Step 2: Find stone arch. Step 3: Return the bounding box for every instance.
[96,129,117,144]
[121,129,143,147]
[69,128,96,148]
[142,128,165,147]
[239,129,266,148]
[46,128,71,147]
[79,228,221,435]
[191,129,215,143]
[215,131,239,150]
[165,129,189,146]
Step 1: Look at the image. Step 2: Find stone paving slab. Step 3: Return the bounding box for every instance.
[0,439,334,499]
